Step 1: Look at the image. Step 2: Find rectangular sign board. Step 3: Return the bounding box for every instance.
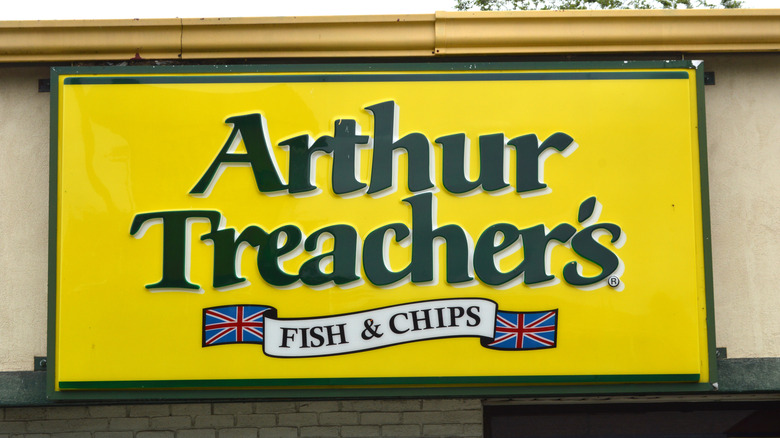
[49,62,715,398]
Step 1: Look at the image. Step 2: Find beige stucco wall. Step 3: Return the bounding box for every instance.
[702,54,780,359]
[0,56,778,371]
[0,66,49,371]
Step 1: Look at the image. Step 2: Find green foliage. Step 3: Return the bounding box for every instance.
[454,0,742,10]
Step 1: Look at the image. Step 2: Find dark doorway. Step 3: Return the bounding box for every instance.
[485,401,780,437]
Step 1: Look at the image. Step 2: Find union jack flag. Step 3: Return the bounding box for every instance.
[203,305,269,347]
[483,310,557,350]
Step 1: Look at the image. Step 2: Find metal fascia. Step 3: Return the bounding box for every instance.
[1,10,779,67]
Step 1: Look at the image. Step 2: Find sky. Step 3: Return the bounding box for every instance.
[0,0,776,21]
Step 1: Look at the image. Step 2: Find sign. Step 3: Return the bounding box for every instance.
[50,62,714,396]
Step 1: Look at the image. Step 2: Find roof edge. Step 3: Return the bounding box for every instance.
[0,9,779,63]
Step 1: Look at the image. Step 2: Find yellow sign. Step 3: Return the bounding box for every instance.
[51,63,713,394]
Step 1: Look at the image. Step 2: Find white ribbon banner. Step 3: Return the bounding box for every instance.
[262,298,497,358]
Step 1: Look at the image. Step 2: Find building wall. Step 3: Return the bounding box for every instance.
[2,55,780,372]
[0,399,483,437]
[0,66,49,372]
[703,54,780,359]
[0,53,779,434]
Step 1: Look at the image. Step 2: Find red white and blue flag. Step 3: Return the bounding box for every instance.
[484,310,557,350]
[203,305,269,347]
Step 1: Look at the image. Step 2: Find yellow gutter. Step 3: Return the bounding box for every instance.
[182,15,435,59]
[0,9,779,63]
[435,9,780,54]
[0,19,182,62]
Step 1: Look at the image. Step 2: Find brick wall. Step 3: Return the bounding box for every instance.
[0,399,483,437]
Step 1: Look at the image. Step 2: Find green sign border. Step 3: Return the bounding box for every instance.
[48,60,717,401]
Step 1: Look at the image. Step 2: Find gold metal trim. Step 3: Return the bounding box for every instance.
[1,9,779,63]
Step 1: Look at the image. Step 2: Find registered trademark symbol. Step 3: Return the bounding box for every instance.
[608,276,620,287]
